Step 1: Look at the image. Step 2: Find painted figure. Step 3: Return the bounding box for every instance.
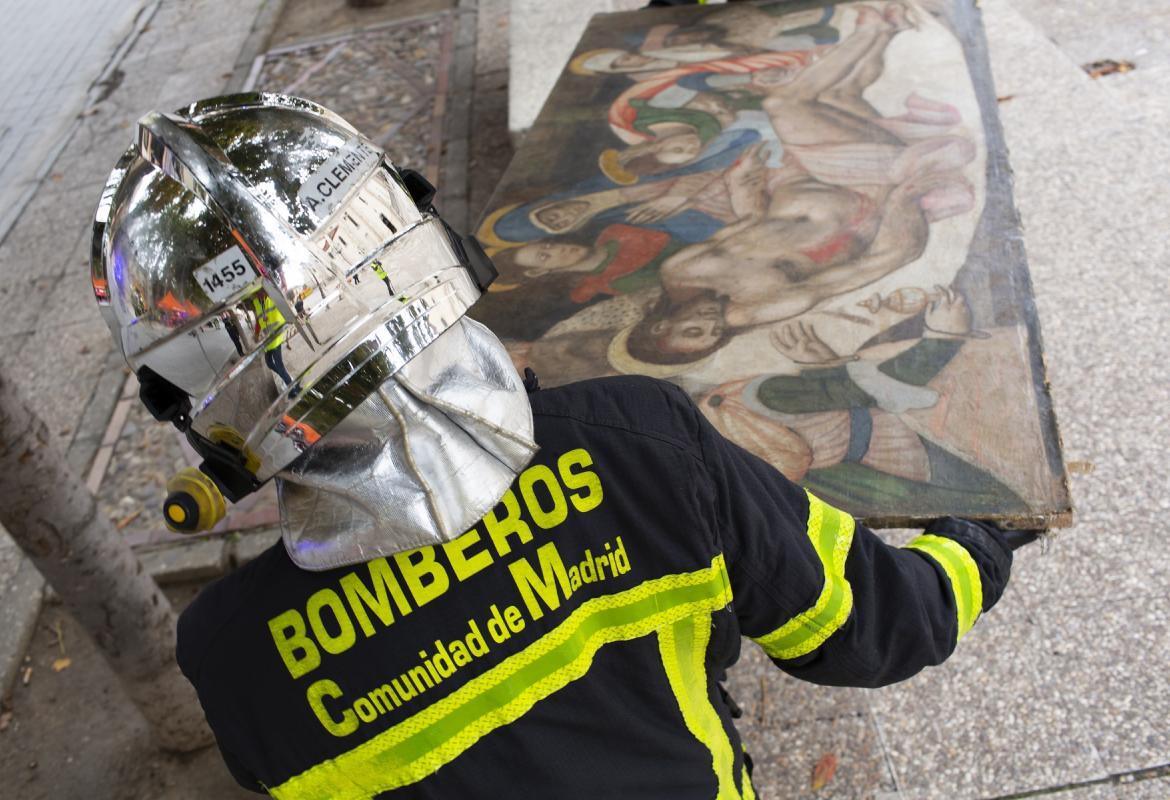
[477,0,1066,518]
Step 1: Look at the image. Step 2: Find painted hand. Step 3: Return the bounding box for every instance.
[771,320,853,364]
[626,195,689,224]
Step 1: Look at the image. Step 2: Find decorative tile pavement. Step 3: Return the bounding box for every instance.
[245,13,455,183]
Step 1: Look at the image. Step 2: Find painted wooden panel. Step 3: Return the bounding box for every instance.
[473,0,1071,528]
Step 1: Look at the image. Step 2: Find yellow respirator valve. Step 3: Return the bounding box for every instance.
[163,467,227,533]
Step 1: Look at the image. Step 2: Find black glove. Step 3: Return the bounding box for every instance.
[1001,528,1043,550]
[924,517,1013,613]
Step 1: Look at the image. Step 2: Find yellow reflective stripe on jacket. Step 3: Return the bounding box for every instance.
[251,296,286,351]
[371,261,388,280]
[658,614,741,800]
[271,555,733,800]
[742,764,756,800]
[905,534,983,641]
[751,490,855,660]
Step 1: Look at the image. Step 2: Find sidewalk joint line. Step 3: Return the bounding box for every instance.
[982,761,1170,799]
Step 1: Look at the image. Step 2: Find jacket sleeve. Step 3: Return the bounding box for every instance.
[694,401,1013,688]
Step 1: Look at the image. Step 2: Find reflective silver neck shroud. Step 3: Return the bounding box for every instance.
[91,93,537,569]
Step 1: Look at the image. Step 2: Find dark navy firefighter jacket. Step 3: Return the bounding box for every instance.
[177,376,1013,798]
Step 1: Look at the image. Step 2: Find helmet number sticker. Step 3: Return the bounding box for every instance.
[195,245,258,304]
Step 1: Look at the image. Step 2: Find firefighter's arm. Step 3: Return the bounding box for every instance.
[694,405,1012,688]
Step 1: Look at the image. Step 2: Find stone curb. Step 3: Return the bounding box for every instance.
[226,0,290,93]
[0,556,46,701]
[136,526,282,586]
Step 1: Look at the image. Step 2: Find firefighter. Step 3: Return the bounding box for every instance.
[251,289,293,386]
[92,95,1029,799]
[371,259,394,297]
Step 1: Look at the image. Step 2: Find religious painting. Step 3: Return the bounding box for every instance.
[472,0,1071,528]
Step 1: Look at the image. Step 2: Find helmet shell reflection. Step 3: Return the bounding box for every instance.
[91,93,483,491]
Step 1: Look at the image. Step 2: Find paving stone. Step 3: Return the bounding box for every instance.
[984,0,1092,98]
[5,316,114,443]
[1016,590,1170,774]
[40,133,136,195]
[39,265,104,338]
[1010,0,1170,71]
[740,706,896,800]
[0,276,59,336]
[869,594,1109,799]
[228,527,282,566]
[0,184,97,283]
[137,537,229,585]
[1043,783,1124,800]
[507,0,644,133]
[248,12,454,181]
[267,0,455,50]
[1119,776,1170,799]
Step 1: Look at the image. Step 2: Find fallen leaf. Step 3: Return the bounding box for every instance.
[1082,59,1135,78]
[52,658,71,672]
[996,94,1015,103]
[0,711,12,731]
[20,667,32,686]
[811,753,838,791]
[49,617,66,658]
[115,510,142,530]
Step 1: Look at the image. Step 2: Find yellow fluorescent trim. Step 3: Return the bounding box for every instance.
[659,614,742,800]
[271,555,733,800]
[905,534,983,641]
[752,491,856,660]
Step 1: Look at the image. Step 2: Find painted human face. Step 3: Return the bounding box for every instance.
[655,133,702,165]
[652,298,726,354]
[532,201,589,232]
[513,241,591,271]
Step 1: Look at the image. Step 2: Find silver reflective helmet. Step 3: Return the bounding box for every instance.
[91,93,537,569]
